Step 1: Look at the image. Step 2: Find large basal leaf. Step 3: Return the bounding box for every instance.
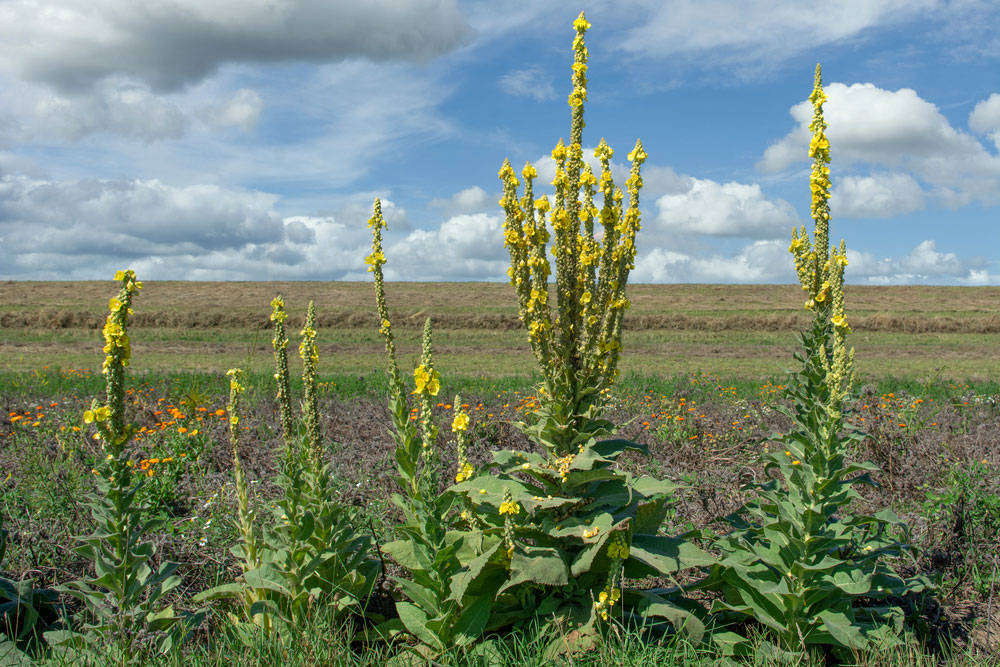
[504,546,569,589]
[449,541,501,602]
[632,476,681,499]
[816,609,867,649]
[626,589,706,643]
[395,601,444,651]
[626,534,715,578]
[451,595,493,647]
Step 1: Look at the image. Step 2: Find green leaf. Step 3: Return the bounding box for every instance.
[396,601,444,651]
[451,595,493,647]
[592,439,649,458]
[505,546,569,589]
[395,578,440,616]
[817,610,867,649]
[632,476,681,499]
[627,534,715,577]
[0,634,35,667]
[192,582,247,603]
[633,498,669,535]
[450,542,501,602]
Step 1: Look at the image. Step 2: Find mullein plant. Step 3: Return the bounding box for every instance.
[700,66,929,660]
[367,201,494,662]
[449,13,712,655]
[194,369,273,637]
[48,270,198,661]
[198,299,378,643]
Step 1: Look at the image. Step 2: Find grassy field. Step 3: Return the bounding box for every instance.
[3,281,1000,380]
[2,280,1000,665]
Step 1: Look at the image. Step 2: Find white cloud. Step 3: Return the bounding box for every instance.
[969,93,1000,151]
[0,76,187,143]
[202,88,263,132]
[651,178,799,238]
[760,82,1000,208]
[382,213,509,281]
[846,239,988,284]
[633,240,794,283]
[0,172,404,280]
[832,172,926,218]
[0,0,473,92]
[498,66,557,102]
[428,186,493,216]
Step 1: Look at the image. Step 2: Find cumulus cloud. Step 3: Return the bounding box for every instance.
[0,171,408,280]
[428,186,493,216]
[0,76,187,143]
[846,239,988,284]
[382,213,509,281]
[969,93,1000,150]
[0,0,473,92]
[633,240,794,283]
[760,82,1000,208]
[498,66,557,101]
[832,172,926,218]
[651,178,799,239]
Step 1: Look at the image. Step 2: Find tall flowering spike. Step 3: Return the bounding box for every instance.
[369,198,404,400]
[498,14,644,455]
[227,367,259,568]
[89,269,141,450]
[413,317,440,452]
[270,295,294,458]
[795,63,833,312]
[789,65,855,415]
[299,300,322,470]
[452,397,473,482]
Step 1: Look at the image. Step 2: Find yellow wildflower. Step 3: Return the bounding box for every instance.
[499,498,521,516]
[451,411,470,432]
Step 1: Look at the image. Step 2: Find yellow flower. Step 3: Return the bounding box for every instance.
[455,462,474,483]
[451,411,470,432]
[580,291,592,305]
[412,364,441,396]
[572,12,590,32]
[499,499,521,515]
[832,314,848,328]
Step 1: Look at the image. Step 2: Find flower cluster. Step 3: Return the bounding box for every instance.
[593,586,621,622]
[368,199,404,395]
[299,301,322,466]
[269,295,294,452]
[606,530,630,560]
[413,365,441,397]
[88,269,141,449]
[787,66,855,415]
[498,11,646,455]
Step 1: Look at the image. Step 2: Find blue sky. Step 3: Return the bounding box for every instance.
[1,0,999,284]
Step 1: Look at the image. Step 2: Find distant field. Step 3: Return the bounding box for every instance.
[2,281,999,380]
